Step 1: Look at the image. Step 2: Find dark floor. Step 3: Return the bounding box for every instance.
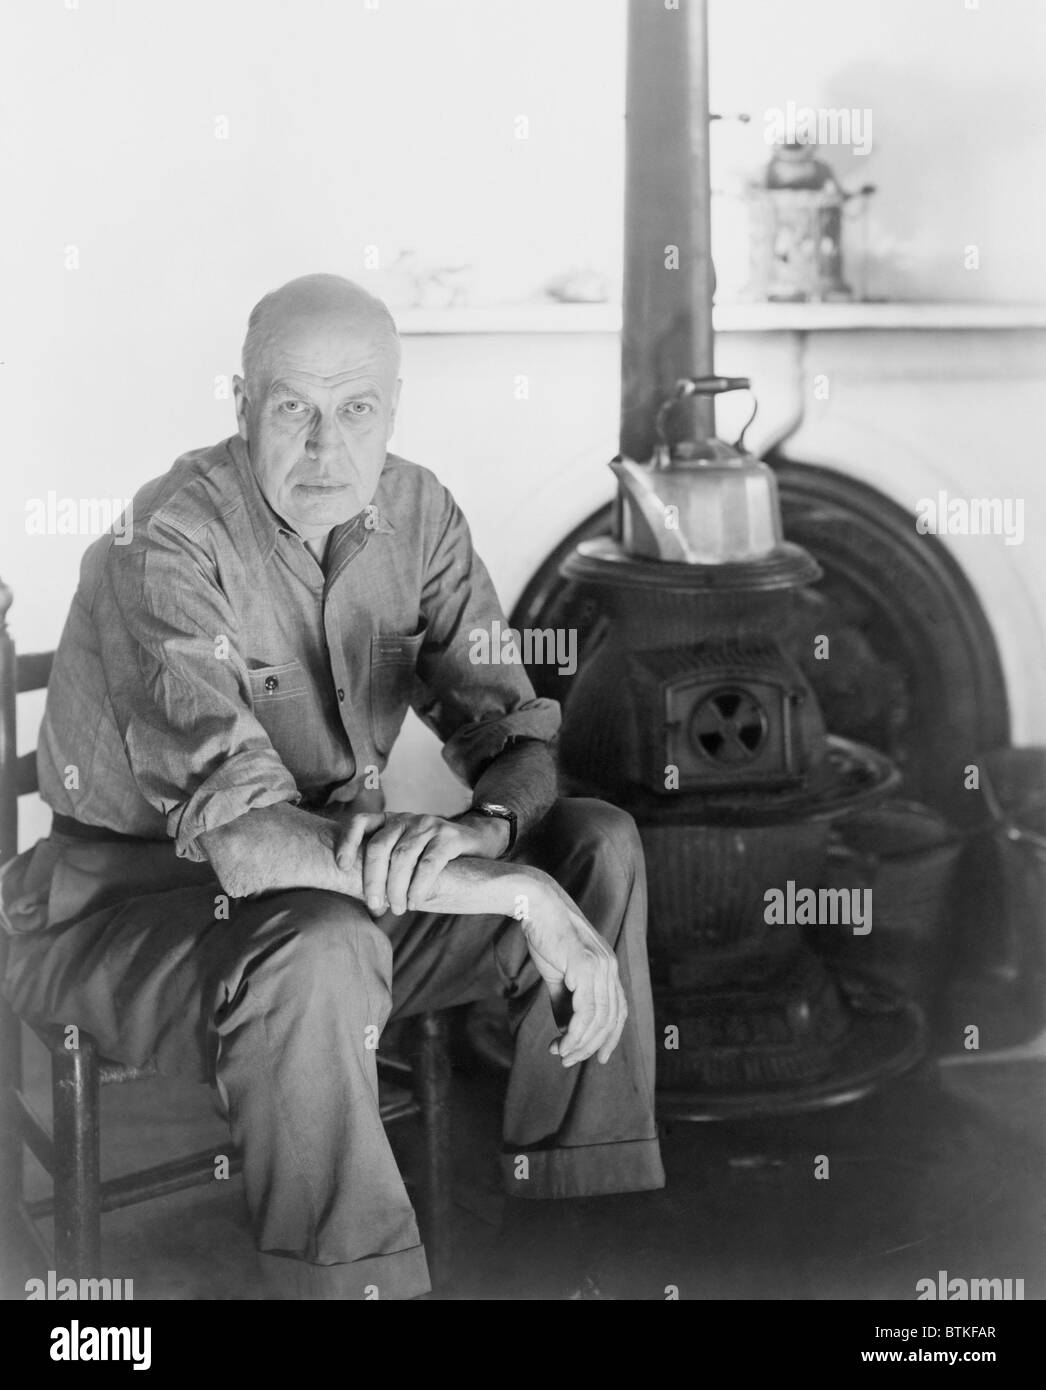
[3,1028,1044,1301]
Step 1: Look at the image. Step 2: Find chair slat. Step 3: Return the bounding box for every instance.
[15,751,38,798]
[16,652,54,694]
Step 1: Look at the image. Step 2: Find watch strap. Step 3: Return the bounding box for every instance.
[469,801,518,856]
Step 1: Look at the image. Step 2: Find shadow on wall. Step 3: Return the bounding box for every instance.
[821,59,1045,302]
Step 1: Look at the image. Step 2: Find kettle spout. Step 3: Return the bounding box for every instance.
[610,456,694,563]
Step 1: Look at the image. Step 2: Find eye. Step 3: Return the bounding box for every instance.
[278,399,308,414]
[344,400,374,416]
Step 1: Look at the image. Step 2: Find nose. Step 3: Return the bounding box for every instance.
[305,412,346,465]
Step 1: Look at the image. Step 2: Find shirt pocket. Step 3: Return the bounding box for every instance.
[246,659,311,756]
[370,623,427,756]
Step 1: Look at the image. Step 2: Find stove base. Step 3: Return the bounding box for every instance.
[656,974,926,1121]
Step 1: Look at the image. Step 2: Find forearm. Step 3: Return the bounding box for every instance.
[467,739,558,842]
[198,801,539,916]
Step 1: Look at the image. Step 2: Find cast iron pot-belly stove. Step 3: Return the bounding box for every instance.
[556,378,925,1118]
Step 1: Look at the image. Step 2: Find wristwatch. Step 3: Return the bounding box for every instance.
[467,801,518,857]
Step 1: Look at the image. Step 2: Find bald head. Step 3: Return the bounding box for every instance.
[233,274,403,543]
[241,273,400,389]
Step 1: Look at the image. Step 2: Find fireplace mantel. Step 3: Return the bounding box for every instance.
[394,301,1046,336]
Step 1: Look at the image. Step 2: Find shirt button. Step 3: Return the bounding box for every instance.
[337,688,345,702]
[264,675,279,693]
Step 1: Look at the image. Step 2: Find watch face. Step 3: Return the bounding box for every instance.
[480,803,511,816]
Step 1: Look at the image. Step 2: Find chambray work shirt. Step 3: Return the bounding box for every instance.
[37,436,560,862]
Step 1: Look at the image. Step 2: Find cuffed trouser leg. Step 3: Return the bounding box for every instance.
[388,798,665,1202]
[216,890,430,1301]
[497,799,665,1198]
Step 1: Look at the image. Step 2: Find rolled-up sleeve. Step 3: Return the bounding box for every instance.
[412,485,561,786]
[100,522,301,860]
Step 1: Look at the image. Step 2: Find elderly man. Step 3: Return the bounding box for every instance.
[1,274,664,1300]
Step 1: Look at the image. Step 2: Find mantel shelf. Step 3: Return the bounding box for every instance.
[396,301,1046,337]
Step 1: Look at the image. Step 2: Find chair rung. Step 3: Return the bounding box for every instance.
[28,1022,158,1084]
[100,1148,243,1212]
[377,1054,413,1080]
[14,1090,55,1174]
[380,1096,422,1125]
[24,1093,422,1224]
[13,1198,53,1263]
[99,1059,158,1086]
[18,1071,421,1213]
[26,1147,243,1221]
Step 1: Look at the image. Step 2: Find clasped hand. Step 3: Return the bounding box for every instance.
[333,812,627,1068]
[335,810,497,916]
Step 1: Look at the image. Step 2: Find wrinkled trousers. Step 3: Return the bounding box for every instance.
[1,798,664,1300]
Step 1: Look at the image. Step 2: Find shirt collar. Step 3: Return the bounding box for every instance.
[226,434,396,564]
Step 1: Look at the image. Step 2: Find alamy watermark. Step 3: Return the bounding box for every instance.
[49,1321,151,1371]
[764,881,872,935]
[25,492,132,544]
[916,1270,1024,1300]
[468,619,577,677]
[916,491,1024,546]
[763,101,873,156]
[26,1271,134,1300]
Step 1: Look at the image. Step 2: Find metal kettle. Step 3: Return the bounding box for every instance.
[610,376,786,565]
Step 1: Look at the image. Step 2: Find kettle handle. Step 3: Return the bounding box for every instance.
[656,377,759,452]
[679,376,751,395]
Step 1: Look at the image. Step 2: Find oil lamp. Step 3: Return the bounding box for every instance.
[747,140,875,302]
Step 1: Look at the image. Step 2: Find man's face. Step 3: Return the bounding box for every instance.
[233,315,401,540]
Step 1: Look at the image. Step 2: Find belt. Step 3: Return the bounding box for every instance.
[51,813,157,845]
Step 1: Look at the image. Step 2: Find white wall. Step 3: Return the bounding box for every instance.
[5,0,1043,643]
[3,0,1044,835]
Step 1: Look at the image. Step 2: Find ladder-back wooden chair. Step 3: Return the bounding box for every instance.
[0,579,452,1290]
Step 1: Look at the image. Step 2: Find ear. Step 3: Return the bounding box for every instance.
[232,375,250,441]
[386,378,403,440]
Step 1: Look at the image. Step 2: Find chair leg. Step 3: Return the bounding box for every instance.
[51,1029,100,1279]
[0,997,23,1232]
[410,1011,453,1288]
